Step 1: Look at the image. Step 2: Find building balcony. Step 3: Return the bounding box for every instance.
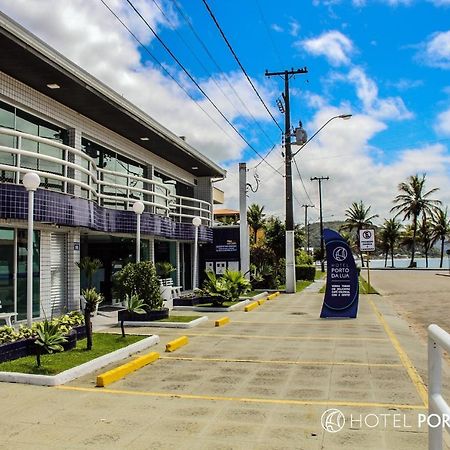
[0,128,212,226]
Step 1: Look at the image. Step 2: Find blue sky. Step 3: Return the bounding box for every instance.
[1,0,450,222]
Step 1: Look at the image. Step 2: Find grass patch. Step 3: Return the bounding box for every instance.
[244,290,261,297]
[315,271,326,280]
[318,276,378,294]
[196,300,241,308]
[279,280,313,292]
[0,333,145,376]
[157,315,202,323]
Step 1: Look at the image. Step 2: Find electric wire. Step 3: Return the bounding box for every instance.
[253,0,284,67]
[201,0,283,132]
[292,156,314,205]
[99,0,237,146]
[152,0,273,149]
[168,0,280,150]
[125,0,283,176]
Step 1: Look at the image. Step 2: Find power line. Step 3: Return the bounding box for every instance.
[169,0,279,150]
[99,0,237,145]
[125,0,283,176]
[201,0,283,132]
[293,156,314,205]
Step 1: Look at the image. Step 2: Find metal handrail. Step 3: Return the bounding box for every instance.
[428,324,450,450]
[0,128,212,222]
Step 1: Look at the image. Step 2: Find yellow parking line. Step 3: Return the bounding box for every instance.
[56,385,426,410]
[160,355,403,368]
[368,298,428,407]
[183,332,387,341]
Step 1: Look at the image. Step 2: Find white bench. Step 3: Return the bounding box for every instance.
[0,313,17,327]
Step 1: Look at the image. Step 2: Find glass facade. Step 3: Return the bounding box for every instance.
[0,100,67,191]
[81,138,146,209]
[0,228,40,320]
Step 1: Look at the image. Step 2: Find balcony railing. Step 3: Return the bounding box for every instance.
[0,128,211,225]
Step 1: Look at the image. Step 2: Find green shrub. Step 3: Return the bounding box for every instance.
[114,261,163,310]
[202,270,251,306]
[295,265,316,281]
[296,250,314,266]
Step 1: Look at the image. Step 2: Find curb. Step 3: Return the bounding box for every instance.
[122,316,208,329]
[96,351,159,387]
[215,317,230,327]
[0,335,160,386]
[166,336,188,352]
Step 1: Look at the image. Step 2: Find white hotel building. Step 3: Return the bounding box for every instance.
[0,12,226,320]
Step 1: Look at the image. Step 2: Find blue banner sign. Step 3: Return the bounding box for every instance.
[320,228,359,318]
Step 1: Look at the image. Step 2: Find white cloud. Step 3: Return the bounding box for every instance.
[270,23,284,33]
[289,19,300,37]
[429,0,450,6]
[418,31,450,69]
[389,78,424,90]
[435,108,450,135]
[298,31,355,66]
[0,0,268,162]
[217,109,450,222]
[347,67,413,120]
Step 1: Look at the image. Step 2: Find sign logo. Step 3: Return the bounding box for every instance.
[321,408,346,433]
[362,230,372,239]
[332,246,348,262]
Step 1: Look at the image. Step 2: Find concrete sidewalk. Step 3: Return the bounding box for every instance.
[0,278,448,449]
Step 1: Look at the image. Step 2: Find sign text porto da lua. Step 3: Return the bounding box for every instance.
[320,228,359,318]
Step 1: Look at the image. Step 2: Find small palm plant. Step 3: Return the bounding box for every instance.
[82,288,103,350]
[77,257,102,288]
[121,294,147,338]
[34,320,67,367]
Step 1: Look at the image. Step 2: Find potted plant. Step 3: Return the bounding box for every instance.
[119,294,147,337]
[114,261,168,321]
[34,320,67,368]
[202,270,251,307]
[82,288,103,350]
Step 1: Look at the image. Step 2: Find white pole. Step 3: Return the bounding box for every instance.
[193,225,199,290]
[132,201,145,263]
[27,189,34,327]
[192,217,202,289]
[239,163,250,279]
[136,214,141,263]
[23,172,40,327]
[428,331,443,450]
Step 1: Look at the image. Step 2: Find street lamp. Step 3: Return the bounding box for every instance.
[192,216,202,290]
[132,201,145,262]
[23,172,40,327]
[292,114,352,158]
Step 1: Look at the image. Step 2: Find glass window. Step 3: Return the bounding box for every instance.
[0,229,15,314]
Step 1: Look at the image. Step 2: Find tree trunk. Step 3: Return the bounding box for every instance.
[425,249,429,268]
[384,250,388,267]
[409,216,417,268]
[440,237,444,268]
[36,348,41,367]
[84,308,93,351]
[121,320,126,338]
[391,244,395,268]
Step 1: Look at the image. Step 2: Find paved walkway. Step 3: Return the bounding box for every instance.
[0,277,448,449]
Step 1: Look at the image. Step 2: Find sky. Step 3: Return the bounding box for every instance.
[1,0,450,226]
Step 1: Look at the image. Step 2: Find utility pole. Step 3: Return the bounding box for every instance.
[302,204,314,254]
[265,67,308,293]
[310,176,329,272]
[239,163,250,279]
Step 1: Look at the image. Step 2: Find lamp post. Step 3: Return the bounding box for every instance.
[23,172,40,327]
[192,216,202,290]
[132,201,145,262]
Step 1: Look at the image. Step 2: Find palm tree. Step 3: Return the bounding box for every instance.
[418,214,433,268]
[380,218,402,268]
[340,201,379,266]
[431,207,450,268]
[77,257,102,288]
[391,174,441,268]
[247,203,265,243]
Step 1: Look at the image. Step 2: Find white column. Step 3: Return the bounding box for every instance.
[192,217,201,290]
[239,163,250,279]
